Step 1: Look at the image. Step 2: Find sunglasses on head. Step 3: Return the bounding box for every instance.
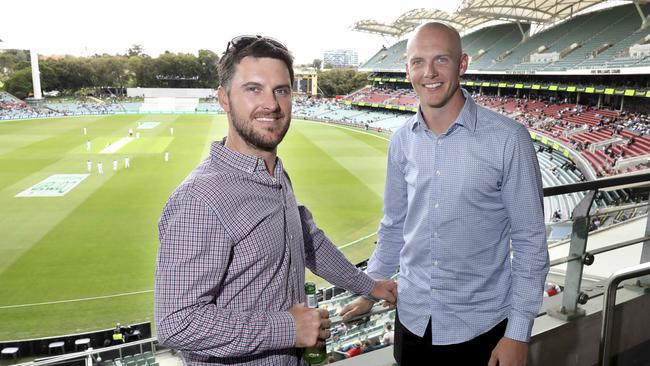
[225,35,288,54]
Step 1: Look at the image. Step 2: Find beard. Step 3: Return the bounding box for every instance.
[229,101,291,152]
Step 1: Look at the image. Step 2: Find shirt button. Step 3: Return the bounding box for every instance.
[436,170,441,176]
[434,232,438,238]
[434,260,438,266]
[434,202,439,208]
[437,139,443,145]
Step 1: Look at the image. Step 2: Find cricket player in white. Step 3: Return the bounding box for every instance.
[97,162,104,175]
[87,160,92,172]
[113,160,118,171]
[124,156,130,168]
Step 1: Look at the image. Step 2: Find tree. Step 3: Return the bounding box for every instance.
[90,56,128,88]
[42,57,94,92]
[0,50,30,80]
[131,55,156,87]
[155,52,201,88]
[2,49,224,95]
[312,59,322,71]
[3,67,33,98]
[198,49,220,88]
[317,68,368,97]
[127,44,145,57]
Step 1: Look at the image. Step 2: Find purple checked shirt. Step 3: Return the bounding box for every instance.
[155,140,374,366]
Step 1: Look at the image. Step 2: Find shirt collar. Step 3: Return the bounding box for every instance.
[210,138,279,175]
[410,88,478,134]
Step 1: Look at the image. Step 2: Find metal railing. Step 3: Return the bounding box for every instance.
[543,172,650,320]
[13,338,158,366]
[599,262,650,366]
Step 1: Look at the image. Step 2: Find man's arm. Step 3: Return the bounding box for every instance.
[367,136,408,280]
[298,204,396,304]
[154,191,295,357]
[500,124,550,343]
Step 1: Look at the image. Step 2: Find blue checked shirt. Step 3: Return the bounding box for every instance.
[367,90,549,344]
[155,140,374,366]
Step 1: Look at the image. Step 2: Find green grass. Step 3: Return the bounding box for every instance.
[0,115,388,340]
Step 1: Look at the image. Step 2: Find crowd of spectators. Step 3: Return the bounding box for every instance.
[344,86,417,107]
[0,93,125,120]
[331,321,393,361]
[293,96,400,131]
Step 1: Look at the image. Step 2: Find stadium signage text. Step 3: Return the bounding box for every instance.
[16,174,90,198]
[590,69,621,74]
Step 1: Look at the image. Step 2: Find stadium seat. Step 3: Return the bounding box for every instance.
[75,338,91,351]
[48,341,65,355]
[1,347,19,359]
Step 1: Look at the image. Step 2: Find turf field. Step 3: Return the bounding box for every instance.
[0,114,388,340]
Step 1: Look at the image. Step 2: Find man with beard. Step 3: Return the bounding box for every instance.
[340,23,548,366]
[154,36,397,366]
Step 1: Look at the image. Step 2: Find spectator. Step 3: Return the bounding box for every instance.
[345,342,363,358]
[381,323,394,345]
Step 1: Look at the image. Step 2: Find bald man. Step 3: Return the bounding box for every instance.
[341,22,549,365]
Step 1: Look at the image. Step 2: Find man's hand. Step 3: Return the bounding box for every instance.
[289,303,331,348]
[487,337,528,366]
[370,279,397,306]
[339,296,374,322]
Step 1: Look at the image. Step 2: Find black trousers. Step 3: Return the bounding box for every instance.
[394,312,507,365]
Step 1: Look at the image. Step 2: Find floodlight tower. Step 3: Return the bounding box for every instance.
[30,48,42,100]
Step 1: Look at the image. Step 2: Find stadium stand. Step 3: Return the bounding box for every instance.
[464,23,529,70]
[358,4,650,73]
[46,99,123,115]
[360,40,407,72]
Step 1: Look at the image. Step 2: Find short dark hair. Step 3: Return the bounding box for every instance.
[219,36,294,90]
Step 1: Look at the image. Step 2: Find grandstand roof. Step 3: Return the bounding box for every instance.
[352,20,410,37]
[459,0,606,23]
[352,9,494,38]
[352,0,609,37]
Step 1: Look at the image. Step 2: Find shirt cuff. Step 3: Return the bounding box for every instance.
[362,295,379,303]
[504,313,534,342]
[266,311,296,349]
[342,270,376,298]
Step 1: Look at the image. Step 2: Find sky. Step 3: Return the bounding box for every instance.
[0,0,462,65]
